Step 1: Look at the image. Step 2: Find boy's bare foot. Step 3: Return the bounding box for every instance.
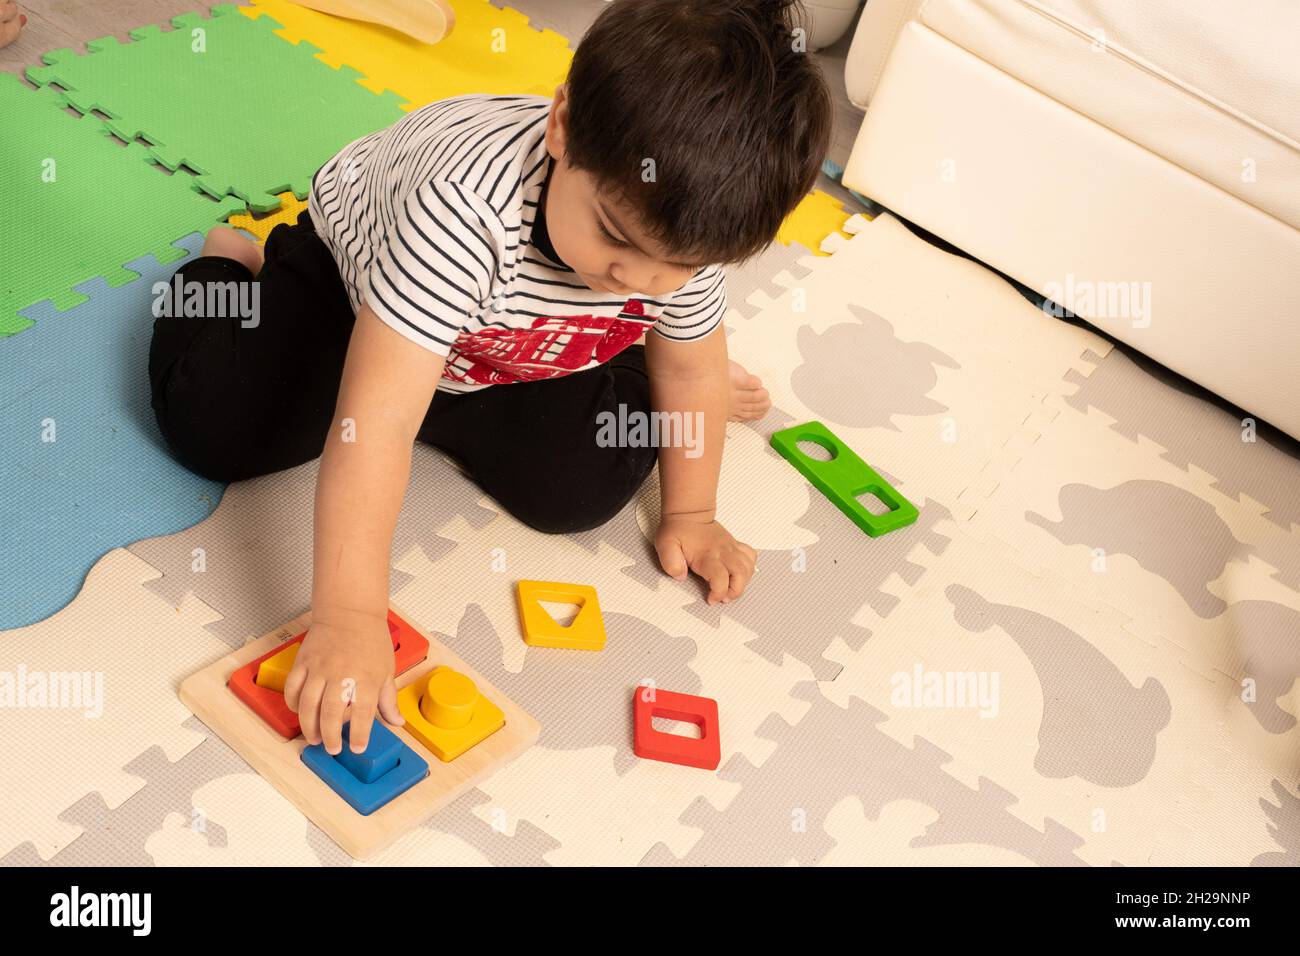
[729,360,770,420]
[0,3,25,50]
[202,226,264,276]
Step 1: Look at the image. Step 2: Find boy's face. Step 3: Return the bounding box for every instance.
[543,87,701,297]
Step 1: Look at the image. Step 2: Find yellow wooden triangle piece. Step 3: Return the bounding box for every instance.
[254,642,299,692]
[516,580,605,650]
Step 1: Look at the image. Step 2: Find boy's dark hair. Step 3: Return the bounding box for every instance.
[564,0,832,266]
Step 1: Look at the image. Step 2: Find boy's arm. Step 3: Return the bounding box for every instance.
[646,324,757,603]
[284,302,445,756]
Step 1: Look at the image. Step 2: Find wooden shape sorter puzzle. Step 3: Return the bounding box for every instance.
[180,607,540,860]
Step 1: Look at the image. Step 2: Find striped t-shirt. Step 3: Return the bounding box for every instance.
[308,94,728,393]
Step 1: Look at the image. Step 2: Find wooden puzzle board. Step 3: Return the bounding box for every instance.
[179,606,540,860]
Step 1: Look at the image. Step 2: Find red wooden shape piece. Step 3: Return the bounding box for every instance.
[632,687,721,770]
[228,610,430,739]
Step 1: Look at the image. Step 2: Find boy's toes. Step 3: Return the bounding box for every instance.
[729,387,771,421]
[728,359,763,390]
[727,361,770,420]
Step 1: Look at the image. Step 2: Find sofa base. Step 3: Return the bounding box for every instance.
[843,22,1300,439]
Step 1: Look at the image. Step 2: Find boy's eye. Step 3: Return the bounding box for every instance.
[598,220,630,248]
[597,217,698,272]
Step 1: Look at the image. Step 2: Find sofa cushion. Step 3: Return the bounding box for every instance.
[845,0,926,109]
[920,0,1300,229]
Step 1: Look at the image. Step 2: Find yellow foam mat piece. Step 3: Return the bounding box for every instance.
[226,192,309,243]
[777,189,854,256]
[240,0,573,108]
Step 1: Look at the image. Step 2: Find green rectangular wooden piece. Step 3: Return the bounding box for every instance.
[770,421,919,537]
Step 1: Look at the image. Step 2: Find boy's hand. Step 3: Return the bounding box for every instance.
[655,513,757,604]
[283,610,404,756]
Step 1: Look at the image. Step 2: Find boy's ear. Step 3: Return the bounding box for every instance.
[545,85,569,160]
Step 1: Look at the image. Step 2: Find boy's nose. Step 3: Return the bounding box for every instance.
[606,267,633,295]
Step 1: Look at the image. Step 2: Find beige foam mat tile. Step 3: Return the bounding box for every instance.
[819,525,1298,866]
[455,746,737,866]
[358,817,500,867]
[0,549,228,860]
[724,214,1110,519]
[634,423,821,551]
[732,214,1112,397]
[964,397,1300,682]
[146,772,321,866]
[820,797,1034,866]
[369,511,817,864]
[1062,347,1300,536]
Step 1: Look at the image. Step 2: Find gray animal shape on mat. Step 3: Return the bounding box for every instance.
[2,714,562,867]
[722,234,818,324]
[790,304,960,429]
[640,682,1089,866]
[685,420,951,679]
[946,584,1171,786]
[573,413,952,681]
[441,603,702,775]
[409,785,562,867]
[131,447,499,648]
[1253,780,1300,867]
[1064,347,1300,535]
[1221,600,1300,734]
[0,723,256,868]
[1028,479,1260,618]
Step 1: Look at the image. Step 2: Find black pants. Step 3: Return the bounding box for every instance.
[148,212,657,534]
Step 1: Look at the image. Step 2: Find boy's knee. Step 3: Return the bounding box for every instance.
[512,501,622,536]
[150,389,248,484]
[149,354,294,483]
[152,408,313,484]
[513,499,622,536]
[503,447,656,535]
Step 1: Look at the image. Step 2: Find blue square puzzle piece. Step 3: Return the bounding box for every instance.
[301,721,428,815]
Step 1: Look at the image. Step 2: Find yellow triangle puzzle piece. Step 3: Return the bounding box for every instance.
[516,580,606,650]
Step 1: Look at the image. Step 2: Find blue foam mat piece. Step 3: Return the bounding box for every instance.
[0,232,226,629]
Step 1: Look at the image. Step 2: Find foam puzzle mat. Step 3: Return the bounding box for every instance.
[0,73,244,337]
[27,4,406,211]
[0,232,225,630]
[2,0,850,637]
[225,192,309,242]
[3,213,1296,866]
[237,0,572,108]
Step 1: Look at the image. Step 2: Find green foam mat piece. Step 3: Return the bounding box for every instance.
[0,73,246,338]
[26,4,407,212]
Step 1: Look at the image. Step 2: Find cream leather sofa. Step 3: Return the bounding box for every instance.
[840,0,1300,439]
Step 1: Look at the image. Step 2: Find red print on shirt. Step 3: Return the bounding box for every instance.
[445,299,651,386]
